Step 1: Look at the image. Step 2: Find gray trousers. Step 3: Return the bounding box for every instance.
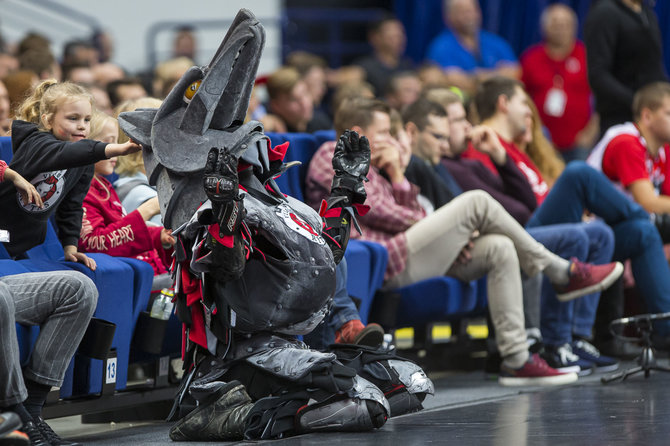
[386,190,565,367]
[0,270,98,406]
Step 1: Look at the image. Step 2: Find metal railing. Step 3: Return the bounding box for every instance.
[145,17,281,70]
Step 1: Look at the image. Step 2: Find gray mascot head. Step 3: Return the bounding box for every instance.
[118,9,268,229]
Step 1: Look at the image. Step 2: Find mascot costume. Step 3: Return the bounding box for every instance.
[119,9,433,441]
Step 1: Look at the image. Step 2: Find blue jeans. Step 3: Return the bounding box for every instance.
[527,221,615,346]
[303,258,361,350]
[559,146,591,164]
[527,161,670,336]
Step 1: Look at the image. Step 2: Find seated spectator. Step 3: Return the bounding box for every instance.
[265,66,330,133]
[2,70,38,119]
[384,71,422,111]
[286,51,328,109]
[286,51,332,130]
[331,81,375,119]
[18,49,61,81]
[353,14,414,96]
[521,3,598,162]
[91,62,125,88]
[587,82,670,232]
[408,95,618,371]
[0,80,140,264]
[425,0,520,96]
[306,97,621,386]
[62,62,95,85]
[0,51,18,79]
[112,97,163,225]
[88,84,113,116]
[0,271,97,446]
[515,97,565,188]
[152,57,193,99]
[0,161,98,446]
[417,63,450,90]
[16,32,50,57]
[79,111,175,290]
[107,78,148,108]
[62,39,99,68]
[473,76,670,349]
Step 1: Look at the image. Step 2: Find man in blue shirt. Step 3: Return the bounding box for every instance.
[425,0,520,95]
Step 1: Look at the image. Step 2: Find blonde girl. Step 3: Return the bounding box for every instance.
[0,79,140,267]
[113,97,164,225]
[78,110,175,284]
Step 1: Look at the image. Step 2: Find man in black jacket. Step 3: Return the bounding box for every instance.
[584,0,667,135]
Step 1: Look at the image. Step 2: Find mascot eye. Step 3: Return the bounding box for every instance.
[183,80,202,103]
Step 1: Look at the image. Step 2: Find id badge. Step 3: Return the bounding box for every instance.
[544,88,567,117]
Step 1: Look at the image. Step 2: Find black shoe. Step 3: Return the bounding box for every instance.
[34,417,81,446]
[0,412,22,438]
[16,421,49,446]
[169,381,253,441]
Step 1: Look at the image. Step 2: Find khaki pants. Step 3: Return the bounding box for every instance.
[386,190,564,364]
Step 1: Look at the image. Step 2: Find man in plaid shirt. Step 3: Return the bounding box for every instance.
[305,97,623,386]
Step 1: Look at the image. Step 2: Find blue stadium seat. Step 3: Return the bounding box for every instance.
[0,136,12,162]
[394,277,480,328]
[267,132,320,202]
[313,129,336,148]
[347,240,387,324]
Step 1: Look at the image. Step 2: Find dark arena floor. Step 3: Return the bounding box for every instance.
[48,358,670,446]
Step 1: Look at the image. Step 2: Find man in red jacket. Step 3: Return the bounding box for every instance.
[521,3,598,162]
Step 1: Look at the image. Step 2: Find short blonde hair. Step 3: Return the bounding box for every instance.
[89,109,117,141]
[633,82,670,120]
[266,67,301,100]
[113,97,162,176]
[17,79,93,131]
[423,87,462,110]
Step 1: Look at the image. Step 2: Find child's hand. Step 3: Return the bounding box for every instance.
[160,228,176,248]
[104,140,142,158]
[6,168,43,208]
[64,245,97,270]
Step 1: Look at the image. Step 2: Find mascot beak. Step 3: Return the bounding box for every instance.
[118,108,157,148]
[179,9,266,135]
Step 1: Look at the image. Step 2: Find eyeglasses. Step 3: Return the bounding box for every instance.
[427,131,449,142]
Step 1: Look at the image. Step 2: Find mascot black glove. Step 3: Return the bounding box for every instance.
[331,130,370,205]
[203,147,245,236]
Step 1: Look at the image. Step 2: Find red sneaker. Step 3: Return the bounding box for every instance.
[498,353,578,386]
[555,258,623,302]
[335,320,384,347]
